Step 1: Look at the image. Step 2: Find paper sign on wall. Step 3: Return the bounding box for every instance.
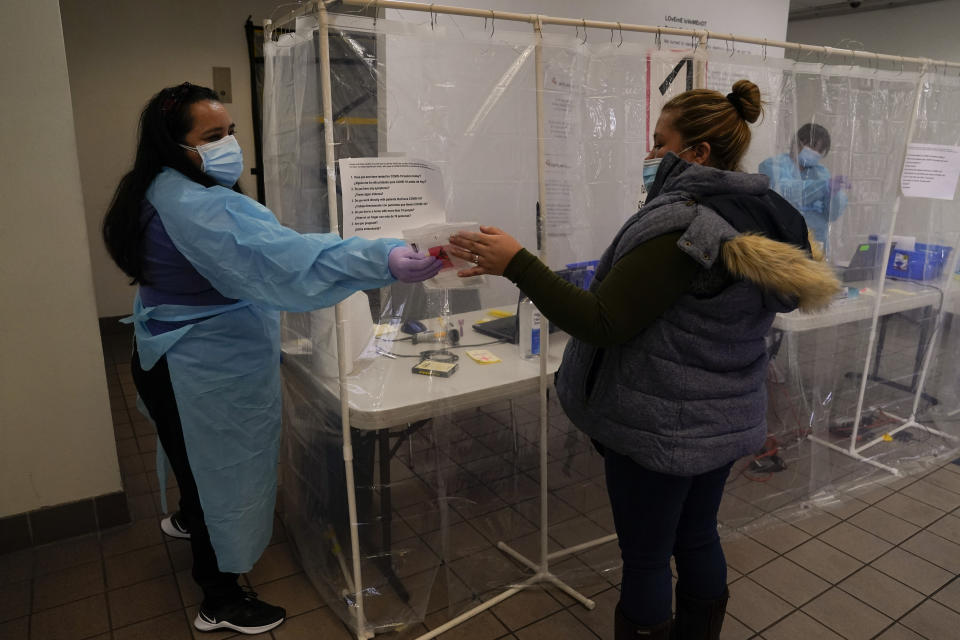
[900,143,960,200]
[339,157,446,239]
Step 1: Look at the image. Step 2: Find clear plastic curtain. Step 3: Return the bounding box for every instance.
[262,8,960,635]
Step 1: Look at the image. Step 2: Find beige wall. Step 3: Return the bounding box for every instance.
[0,0,120,517]
[787,0,958,63]
[60,0,281,318]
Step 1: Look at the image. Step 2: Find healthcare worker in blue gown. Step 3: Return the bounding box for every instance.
[102,83,441,635]
[759,123,849,256]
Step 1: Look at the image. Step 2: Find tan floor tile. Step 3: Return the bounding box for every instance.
[932,576,960,611]
[424,608,507,640]
[101,519,164,557]
[0,581,29,623]
[0,617,28,640]
[568,586,617,640]
[117,437,140,458]
[874,623,926,639]
[848,506,920,544]
[32,561,105,611]
[137,434,158,453]
[927,513,960,545]
[762,610,844,640]
[838,566,925,619]
[901,599,960,640]
[107,574,182,628]
[781,508,841,536]
[847,483,894,505]
[246,542,301,586]
[492,588,562,630]
[875,492,945,527]
[176,569,203,608]
[749,557,830,606]
[924,467,960,494]
[124,472,152,497]
[900,530,960,573]
[745,517,810,554]
[0,551,32,586]
[818,496,869,520]
[871,547,953,595]
[119,453,146,477]
[514,609,597,640]
[113,610,193,640]
[817,521,892,563]
[272,607,352,640]
[802,587,891,640]
[34,535,100,575]
[726,578,793,632]
[900,478,960,512]
[29,593,109,640]
[785,539,862,584]
[547,516,610,550]
[722,535,778,574]
[254,573,322,618]
[105,543,172,589]
[718,614,753,640]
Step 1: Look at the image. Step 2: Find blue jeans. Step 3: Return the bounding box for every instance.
[604,449,733,625]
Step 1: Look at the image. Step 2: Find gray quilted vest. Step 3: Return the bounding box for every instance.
[555,157,781,476]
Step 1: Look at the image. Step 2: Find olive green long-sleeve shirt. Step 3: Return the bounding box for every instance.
[502,232,699,347]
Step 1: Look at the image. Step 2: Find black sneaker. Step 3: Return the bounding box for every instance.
[194,588,286,635]
[160,512,191,539]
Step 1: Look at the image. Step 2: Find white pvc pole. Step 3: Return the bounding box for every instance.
[533,14,551,576]
[318,4,370,638]
[848,66,927,453]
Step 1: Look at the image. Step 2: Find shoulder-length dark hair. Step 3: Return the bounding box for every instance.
[102,82,227,284]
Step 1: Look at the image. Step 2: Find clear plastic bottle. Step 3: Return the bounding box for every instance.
[518,295,541,359]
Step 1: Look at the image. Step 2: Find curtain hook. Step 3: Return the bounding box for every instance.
[729,34,736,57]
[429,4,435,30]
[656,28,662,50]
[581,19,588,45]
[873,52,880,74]
[850,49,857,70]
[617,22,623,47]
[762,39,768,61]
[489,10,495,38]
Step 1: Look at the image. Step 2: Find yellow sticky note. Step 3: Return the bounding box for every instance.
[466,349,501,364]
[488,310,514,318]
[882,434,893,442]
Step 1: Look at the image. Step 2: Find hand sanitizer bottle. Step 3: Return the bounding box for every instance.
[518,295,541,359]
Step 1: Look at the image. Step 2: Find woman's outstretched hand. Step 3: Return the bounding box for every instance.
[448,226,523,277]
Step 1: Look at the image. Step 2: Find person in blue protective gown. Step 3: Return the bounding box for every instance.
[759,123,850,255]
[101,83,441,635]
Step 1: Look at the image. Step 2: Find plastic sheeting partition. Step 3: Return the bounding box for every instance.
[262,9,960,637]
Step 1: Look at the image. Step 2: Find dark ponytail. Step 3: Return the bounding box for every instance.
[102,83,223,283]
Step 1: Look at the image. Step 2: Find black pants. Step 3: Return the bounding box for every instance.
[132,348,242,608]
[604,448,733,626]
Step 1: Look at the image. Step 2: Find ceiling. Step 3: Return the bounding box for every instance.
[789,0,943,21]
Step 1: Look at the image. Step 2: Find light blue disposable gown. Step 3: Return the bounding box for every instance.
[758,153,847,251]
[125,167,402,573]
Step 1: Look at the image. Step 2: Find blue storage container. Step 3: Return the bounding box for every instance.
[885,243,952,281]
[556,260,599,291]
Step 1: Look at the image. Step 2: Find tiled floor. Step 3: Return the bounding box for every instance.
[4,325,960,640]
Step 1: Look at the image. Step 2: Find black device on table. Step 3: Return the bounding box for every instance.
[471,294,561,344]
[841,239,891,283]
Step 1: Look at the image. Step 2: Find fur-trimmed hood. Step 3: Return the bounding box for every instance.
[649,153,841,313]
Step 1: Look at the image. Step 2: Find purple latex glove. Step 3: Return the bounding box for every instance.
[388,246,443,283]
[830,175,851,191]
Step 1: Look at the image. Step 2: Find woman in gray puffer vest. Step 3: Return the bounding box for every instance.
[449,80,839,640]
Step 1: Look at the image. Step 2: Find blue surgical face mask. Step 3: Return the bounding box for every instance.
[797,146,821,168]
[181,134,244,186]
[642,158,662,192]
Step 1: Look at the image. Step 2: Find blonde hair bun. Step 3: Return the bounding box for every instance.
[729,79,763,124]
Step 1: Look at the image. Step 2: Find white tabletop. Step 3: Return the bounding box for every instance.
[773,280,945,332]
[282,308,568,430]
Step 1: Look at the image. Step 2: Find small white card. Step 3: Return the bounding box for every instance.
[900,143,960,200]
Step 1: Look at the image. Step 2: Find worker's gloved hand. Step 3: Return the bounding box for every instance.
[830,175,851,191]
[388,246,443,283]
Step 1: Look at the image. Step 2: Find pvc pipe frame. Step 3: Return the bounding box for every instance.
[262,0,960,72]
[273,1,960,638]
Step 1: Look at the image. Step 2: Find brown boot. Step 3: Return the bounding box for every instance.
[615,605,672,639]
[672,588,728,640]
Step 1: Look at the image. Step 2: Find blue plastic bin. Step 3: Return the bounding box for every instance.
[556,260,599,291]
[885,243,952,281]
